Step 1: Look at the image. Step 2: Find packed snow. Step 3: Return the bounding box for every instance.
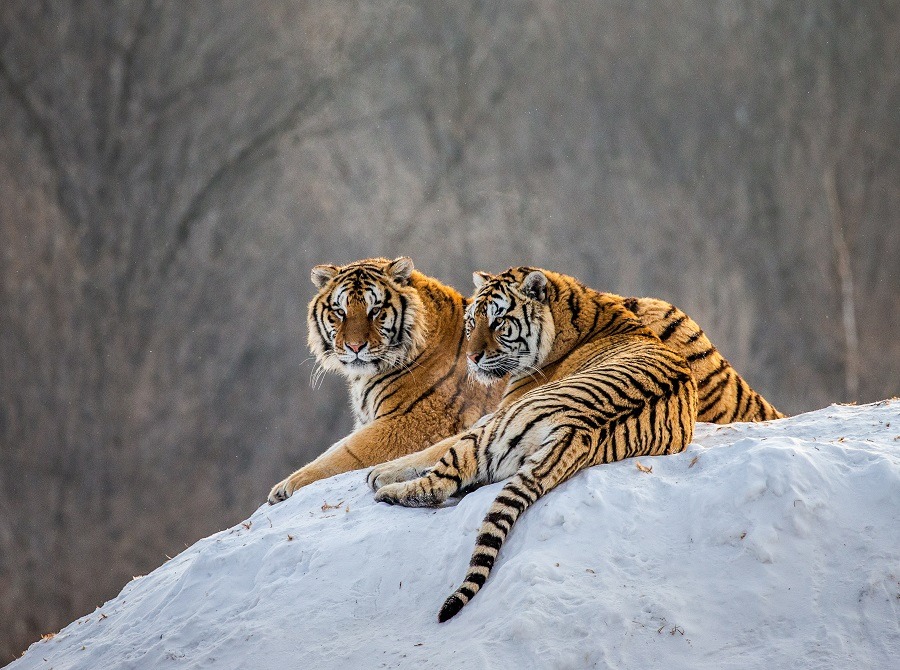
[9,400,900,670]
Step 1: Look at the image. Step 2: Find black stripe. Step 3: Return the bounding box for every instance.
[567,287,581,322]
[533,430,575,478]
[485,510,515,528]
[392,293,408,346]
[700,371,731,403]
[476,533,503,551]
[707,407,728,423]
[494,494,526,513]
[659,315,687,341]
[728,378,745,422]
[466,572,487,587]
[696,359,728,390]
[506,481,538,502]
[432,469,462,484]
[687,347,716,362]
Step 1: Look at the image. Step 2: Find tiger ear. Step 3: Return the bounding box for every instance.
[311,264,339,289]
[472,271,492,289]
[520,271,548,302]
[386,257,414,285]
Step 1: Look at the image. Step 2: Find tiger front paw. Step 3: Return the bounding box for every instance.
[374,478,447,508]
[268,472,306,505]
[367,462,430,492]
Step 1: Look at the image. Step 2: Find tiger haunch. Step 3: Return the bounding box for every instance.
[620,297,783,422]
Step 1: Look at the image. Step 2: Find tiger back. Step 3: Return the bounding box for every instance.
[268,257,502,503]
[373,267,698,620]
[621,297,783,422]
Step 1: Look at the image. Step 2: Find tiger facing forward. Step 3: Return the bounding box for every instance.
[267,257,502,503]
[373,267,698,621]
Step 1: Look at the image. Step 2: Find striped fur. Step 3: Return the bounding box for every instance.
[368,288,782,492]
[621,297,783,422]
[268,258,502,504]
[374,267,698,620]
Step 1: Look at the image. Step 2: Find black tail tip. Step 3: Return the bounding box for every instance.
[438,595,465,623]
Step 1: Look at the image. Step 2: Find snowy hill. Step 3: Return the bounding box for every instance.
[9,400,900,670]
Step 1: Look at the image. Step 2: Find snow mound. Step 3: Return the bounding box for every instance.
[10,401,900,670]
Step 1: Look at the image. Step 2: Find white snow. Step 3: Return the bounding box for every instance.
[9,400,900,670]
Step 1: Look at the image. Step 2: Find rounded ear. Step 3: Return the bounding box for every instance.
[311,264,339,289]
[386,257,414,285]
[472,271,492,289]
[520,271,548,302]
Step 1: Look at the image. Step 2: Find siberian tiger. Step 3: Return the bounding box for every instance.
[372,267,699,621]
[267,257,502,504]
[367,285,782,495]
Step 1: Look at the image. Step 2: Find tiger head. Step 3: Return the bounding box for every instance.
[307,257,426,378]
[464,267,556,384]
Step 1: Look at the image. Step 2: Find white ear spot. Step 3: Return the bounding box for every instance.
[472,271,492,289]
[311,264,339,289]
[520,271,548,302]
[387,257,414,285]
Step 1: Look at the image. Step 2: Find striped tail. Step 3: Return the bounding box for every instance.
[438,471,542,622]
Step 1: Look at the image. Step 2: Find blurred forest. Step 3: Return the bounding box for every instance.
[1,0,897,659]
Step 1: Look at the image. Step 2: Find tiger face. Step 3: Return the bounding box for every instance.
[465,268,555,384]
[307,257,426,378]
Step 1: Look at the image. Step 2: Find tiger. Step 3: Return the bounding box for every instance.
[267,257,503,504]
[371,267,699,621]
[367,284,783,495]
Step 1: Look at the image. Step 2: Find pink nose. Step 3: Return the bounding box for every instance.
[467,351,482,364]
[346,342,365,353]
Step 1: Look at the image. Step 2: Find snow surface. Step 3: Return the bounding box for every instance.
[9,400,900,670]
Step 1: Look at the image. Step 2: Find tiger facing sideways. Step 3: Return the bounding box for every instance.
[372,267,699,621]
[267,257,502,504]
[367,280,783,495]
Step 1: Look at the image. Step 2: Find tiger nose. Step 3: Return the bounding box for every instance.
[467,351,483,364]
[346,341,366,353]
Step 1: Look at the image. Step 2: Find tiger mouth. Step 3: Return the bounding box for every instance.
[337,344,407,372]
[468,360,511,382]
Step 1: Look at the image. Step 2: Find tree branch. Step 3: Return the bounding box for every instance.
[824,166,859,401]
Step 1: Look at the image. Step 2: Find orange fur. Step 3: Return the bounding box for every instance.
[268,258,502,503]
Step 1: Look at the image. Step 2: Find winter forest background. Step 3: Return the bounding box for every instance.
[1,0,897,659]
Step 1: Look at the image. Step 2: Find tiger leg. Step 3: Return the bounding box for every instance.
[440,428,592,621]
[367,435,458,491]
[269,419,416,504]
[268,434,367,503]
[374,432,481,507]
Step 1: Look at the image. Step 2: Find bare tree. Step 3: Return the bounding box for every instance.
[1,0,897,659]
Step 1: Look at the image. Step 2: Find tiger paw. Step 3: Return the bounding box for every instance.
[267,473,305,505]
[374,479,447,508]
[367,462,429,491]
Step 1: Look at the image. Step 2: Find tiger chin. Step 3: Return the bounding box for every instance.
[267,257,502,504]
[373,267,700,620]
